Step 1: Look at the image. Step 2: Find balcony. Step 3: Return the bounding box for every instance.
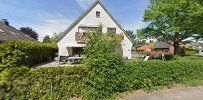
[75,32,124,43]
[75,32,86,43]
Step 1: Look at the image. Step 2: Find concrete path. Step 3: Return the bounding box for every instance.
[34,61,81,68]
[122,86,203,100]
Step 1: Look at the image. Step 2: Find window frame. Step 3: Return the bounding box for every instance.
[107,27,116,34]
[96,11,100,18]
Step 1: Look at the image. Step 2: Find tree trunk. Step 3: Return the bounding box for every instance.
[173,32,180,55]
[173,41,179,55]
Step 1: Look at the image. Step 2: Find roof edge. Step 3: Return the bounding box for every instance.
[57,0,100,42]
[57,0,133,44]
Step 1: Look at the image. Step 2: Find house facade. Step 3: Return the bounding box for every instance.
[154,41,174,54]
[153,41,185,55]
[57,0,133,60]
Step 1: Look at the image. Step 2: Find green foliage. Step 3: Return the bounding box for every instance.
[0,60,203,99]
[43,35,51,43]
[0,66,87,100]
[164,54,174,61]
[125,30,137,45]
[124,60,203,90]
[83,29,129,99]
[50,32,63,43]
[140,0,203,54]
[174,55,203,61]
[0,41,57,68]
[185,48,199,55]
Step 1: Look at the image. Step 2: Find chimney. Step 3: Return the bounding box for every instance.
[1,19,9,26]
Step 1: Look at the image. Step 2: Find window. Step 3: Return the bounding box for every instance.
[107,27,116,34]
[96,11,100,18]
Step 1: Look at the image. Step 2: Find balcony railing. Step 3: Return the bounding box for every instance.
[75,32,86,43]
[75,32,124,43]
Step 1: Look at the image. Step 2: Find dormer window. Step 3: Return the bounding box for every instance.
[96,11,100,18]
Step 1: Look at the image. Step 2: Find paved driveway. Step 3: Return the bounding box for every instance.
[123,86,203,100]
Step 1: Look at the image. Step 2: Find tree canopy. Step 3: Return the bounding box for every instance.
[42,35,51,43]
[125,30,136,40]
[50,32,62,43]
[20,27,39,40]
[139,0,203,54]
[125,30,137,45]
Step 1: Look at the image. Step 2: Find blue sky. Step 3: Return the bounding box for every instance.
[0,0,150,41]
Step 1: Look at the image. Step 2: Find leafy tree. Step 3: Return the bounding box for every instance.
[42,35,51,43]
[50,32,62,43]
[20,27,39,40]
[125,30,136,40]
[83,28,130,99]
[139,0,203,54]
[125,30,138,46]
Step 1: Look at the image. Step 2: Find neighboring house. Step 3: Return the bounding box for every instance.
[57,0,133,60]
[137,45,152,52]
[154,41,185,55]
[198,43,203,56]
[0,19,36,42]
[154,41,174,54]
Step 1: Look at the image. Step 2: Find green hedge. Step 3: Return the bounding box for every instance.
[164,54,174,60]
[0,60,203,99]
[0,66,88,100]
[0,41,57,68]
[124,60,203,90]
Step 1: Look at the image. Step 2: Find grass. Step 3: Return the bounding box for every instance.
[174,55,203,61]
[184,79,203,86]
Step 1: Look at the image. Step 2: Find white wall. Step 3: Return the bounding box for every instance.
[58,3,133,59]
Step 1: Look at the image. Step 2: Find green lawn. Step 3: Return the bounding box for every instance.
[174,55,203,61]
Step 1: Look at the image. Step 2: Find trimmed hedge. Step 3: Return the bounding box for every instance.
[164,54,174,60]
[0,60,203,99]
[0,41,57,68]
[124,60,203,90]
[0,66,88,100]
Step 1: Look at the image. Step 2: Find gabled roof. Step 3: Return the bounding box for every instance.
[137,45,152,51]
[0,23,37,42]
[58,0,133,43]
[154,41,171,49]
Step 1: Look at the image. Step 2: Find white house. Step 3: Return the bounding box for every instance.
[57,0,133,61]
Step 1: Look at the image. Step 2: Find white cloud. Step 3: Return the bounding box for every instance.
[123,21,147,33]
[33,12,72,41]
[74,0,94,9]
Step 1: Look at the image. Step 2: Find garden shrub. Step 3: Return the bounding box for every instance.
[185,47,199,55]
[0,66,88,100]
[0,41,57,68]
[82,29,129,99]
[164,54,174,61]
[1,41,203,99]
[0,60,203,99]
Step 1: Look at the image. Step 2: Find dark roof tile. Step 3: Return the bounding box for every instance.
[0,23,37,42]
[154,41,170,49]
